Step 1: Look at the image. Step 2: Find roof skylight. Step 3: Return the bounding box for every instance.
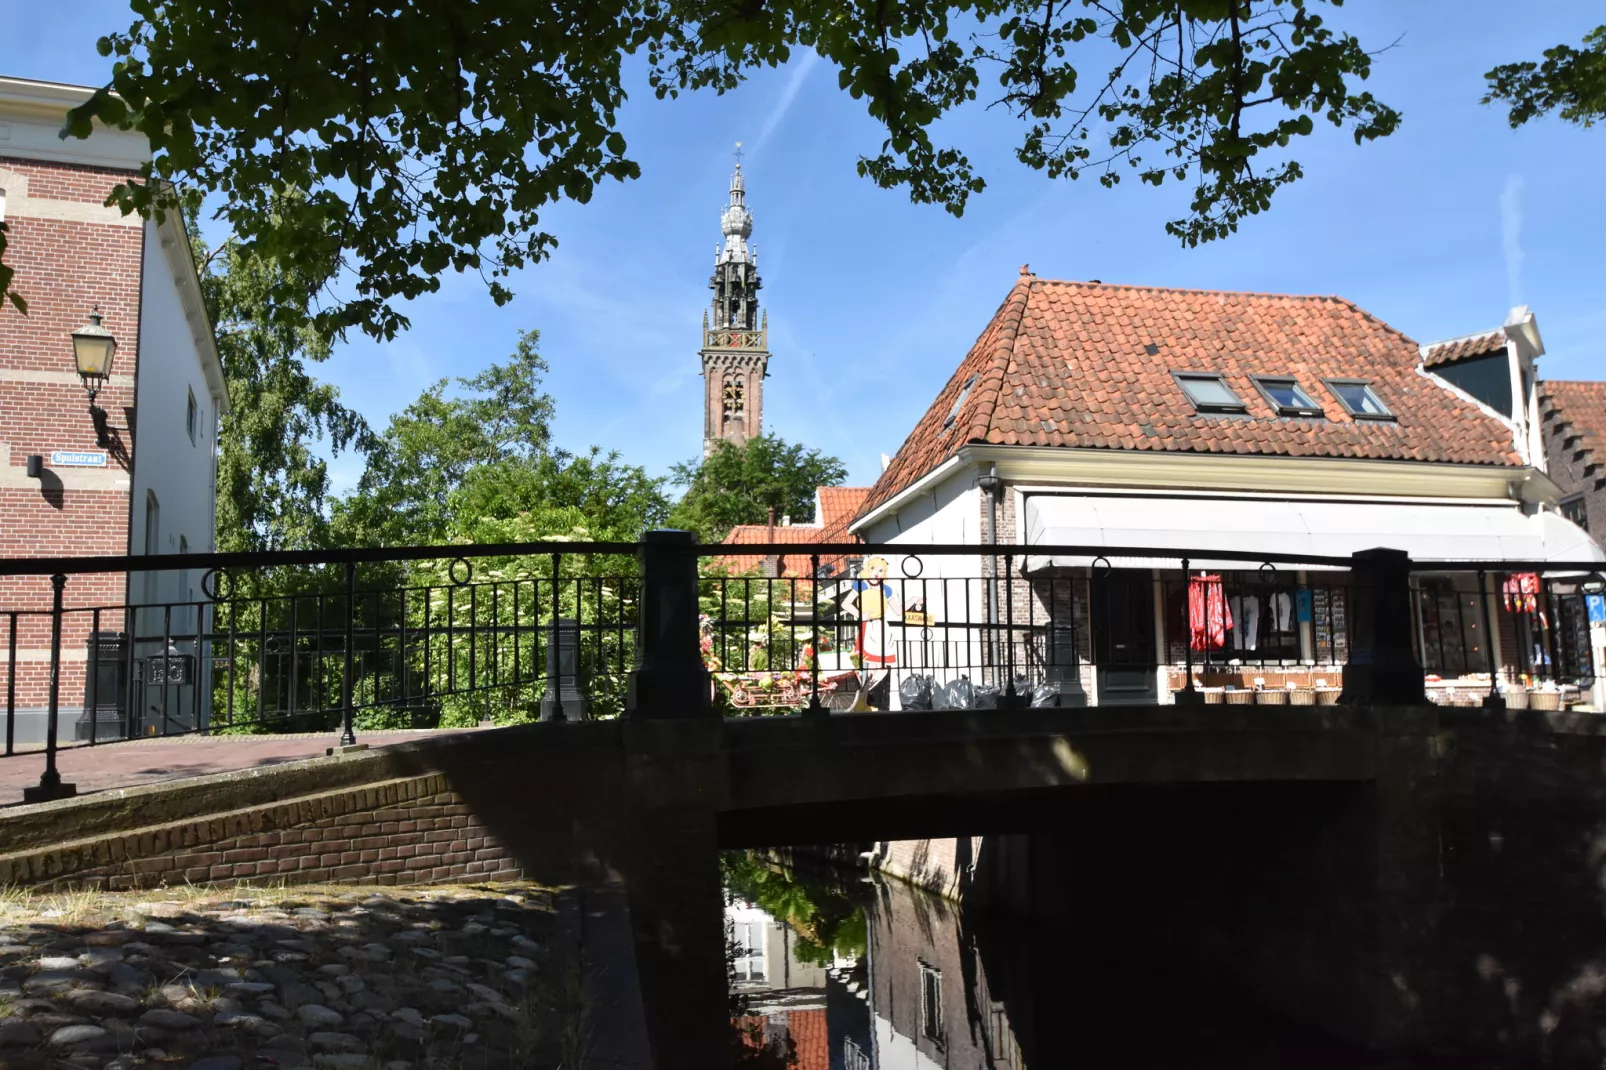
[1174,372,1246,414]
[943,375,977,428]
[1253,377,1324,418]
[1325,379,1393,419]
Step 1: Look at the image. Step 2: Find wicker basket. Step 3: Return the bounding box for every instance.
[1529,690,1562,712]
[1502,689,1530,710]
[1224,689,1256,705]
[1315,687,1342,706]
[1201,687,1225,705]
[1256,689,1289,705]
[1288,689,1317,706]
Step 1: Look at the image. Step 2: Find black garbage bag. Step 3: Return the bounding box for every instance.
[973,683,1001,709]
[942,676,975,709]
[1031,681,1061,708]
[899,673,934,711]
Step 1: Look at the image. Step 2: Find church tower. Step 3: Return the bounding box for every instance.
[700,149,769,457]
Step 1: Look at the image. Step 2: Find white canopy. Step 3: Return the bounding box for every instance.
[1023,494,1606,572]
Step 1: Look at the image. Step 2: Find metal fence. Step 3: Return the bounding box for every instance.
[0,538,1600,800]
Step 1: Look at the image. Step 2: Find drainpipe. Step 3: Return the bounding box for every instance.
[978,465,1002,681]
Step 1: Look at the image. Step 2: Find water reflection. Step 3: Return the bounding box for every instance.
[724,852,1019,1069]
[722,852,1505,1070]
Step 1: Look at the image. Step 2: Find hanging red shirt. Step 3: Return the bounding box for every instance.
[1189,574,1233,651]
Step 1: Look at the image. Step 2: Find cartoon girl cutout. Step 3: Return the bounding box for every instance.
[841,556,901,700]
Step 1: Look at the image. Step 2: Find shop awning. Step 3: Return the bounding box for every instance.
[1023,494,1606,572]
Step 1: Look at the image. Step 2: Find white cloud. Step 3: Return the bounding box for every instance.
[1501,174,1525,308]
[749,51,821,161]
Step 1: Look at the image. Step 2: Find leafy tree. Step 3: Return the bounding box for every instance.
[670,435,846,544]
[40,0,1405,336]
[335,330,555,547]
[1485,24,1606,129]
[193,199,372,555]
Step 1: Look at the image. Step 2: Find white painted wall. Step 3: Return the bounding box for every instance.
[131,218,220,575]
[860,470,992,707]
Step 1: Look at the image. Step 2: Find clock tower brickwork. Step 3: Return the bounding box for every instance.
[700,157,770,457]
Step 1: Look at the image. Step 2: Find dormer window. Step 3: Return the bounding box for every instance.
[1325,379,1393,420]
[943,375,977,429]
[1174,372,1246,414]
[1253,377,1324,418]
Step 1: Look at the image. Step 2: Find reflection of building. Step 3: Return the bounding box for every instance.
[0,76,226,743]
[726,898,830,1069]
[863,874,1024,1069]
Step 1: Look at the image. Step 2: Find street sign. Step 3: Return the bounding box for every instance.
[49,450,107,467]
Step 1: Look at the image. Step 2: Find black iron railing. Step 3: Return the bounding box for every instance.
[0,536,1600,801]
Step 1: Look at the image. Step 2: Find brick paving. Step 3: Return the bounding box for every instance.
[0,730,487,804]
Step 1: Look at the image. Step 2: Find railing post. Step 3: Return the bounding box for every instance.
[1338,548,1427,707]
[339,561,357,747]
[1175,558,1204,706]
[541,617,585,721]
[627,530,711,718]
[25,574,76,803]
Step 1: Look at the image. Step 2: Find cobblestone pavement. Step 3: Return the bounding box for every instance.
[0,881,642,1070]
[0,731,486,803]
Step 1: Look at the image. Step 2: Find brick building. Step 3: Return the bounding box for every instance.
[1537,379,1605,550]
[0,76,226,743]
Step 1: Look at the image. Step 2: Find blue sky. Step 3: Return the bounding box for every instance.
[5,3,1603,494]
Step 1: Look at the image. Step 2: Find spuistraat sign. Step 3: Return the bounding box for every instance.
[49,451,107,467]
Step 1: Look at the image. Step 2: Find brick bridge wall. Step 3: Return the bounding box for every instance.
[0,772,524,892]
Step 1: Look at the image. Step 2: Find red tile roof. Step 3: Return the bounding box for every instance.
[1541,379,1606,472]
[786,1008,829,1070]
[859,272,1524,518]
[1421,328,1508,368]
[716,486,869,576]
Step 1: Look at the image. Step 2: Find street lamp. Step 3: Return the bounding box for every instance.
[71,309,117,447]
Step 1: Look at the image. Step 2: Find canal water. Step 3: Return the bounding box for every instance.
[722,852,1509,1070]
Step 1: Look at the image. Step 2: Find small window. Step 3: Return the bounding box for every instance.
[1253,377,1324,418]
[1325,379,1393,419]
[919,962,944,1042]
[186,388,198,444]
[943,375,977,429]
[1561,496,1589,533]
[1174,372,1247,414]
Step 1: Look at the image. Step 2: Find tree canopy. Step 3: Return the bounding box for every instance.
[193,196,372,554]
[32,0,1410,336]
[670,434,847,543]
[1484,24,1606,130]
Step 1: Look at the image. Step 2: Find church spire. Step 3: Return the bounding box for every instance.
[699,142,771,458]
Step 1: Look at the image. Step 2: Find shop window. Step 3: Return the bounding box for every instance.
[1416,578,1488,677]
[1561,496,1589,532]
[1325,379,1393,419]
[1174,372,1247,414]
[919,961,944,1043]
[1252,376,1324,418]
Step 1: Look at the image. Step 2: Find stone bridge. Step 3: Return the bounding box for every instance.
[2,705,1605,1067]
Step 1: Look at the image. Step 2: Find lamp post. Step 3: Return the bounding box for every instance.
[71,309,117,448]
